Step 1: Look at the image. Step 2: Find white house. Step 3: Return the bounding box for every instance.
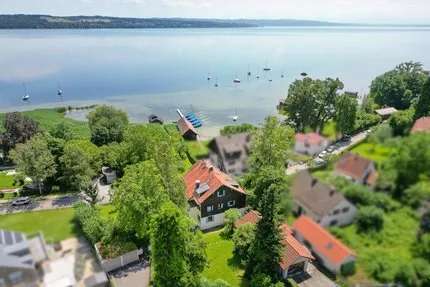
[291,171,357,227]
[294,133,329,156]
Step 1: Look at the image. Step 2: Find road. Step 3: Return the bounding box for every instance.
[286,130,369,176]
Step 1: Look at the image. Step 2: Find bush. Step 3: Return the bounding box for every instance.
[232,223,255,265]
[389,109,414,136]
[250,274,283,287]
[340,261,356,277]
[395,263,418,287]
[74,202,105,244]
[200,278,231,287]
[220,123,256,136]
[356,206,384,233]
[355,110,381,131]
[342,184,399,212]
[221,208,241,238]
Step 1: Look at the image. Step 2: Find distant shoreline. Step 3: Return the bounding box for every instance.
[2,14,428,30]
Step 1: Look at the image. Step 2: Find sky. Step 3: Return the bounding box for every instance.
[0,0,429,24]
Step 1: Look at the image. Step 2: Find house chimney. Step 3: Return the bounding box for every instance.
[195,180,201,190]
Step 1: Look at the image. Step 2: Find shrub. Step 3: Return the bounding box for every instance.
[342,184,398,212]
[250,274,283,287]
[232,223,255,265]
[389,109,414,136]
[221,208,241,238]
[356,206,384,233]
[340,261,356,277]
[74,202,105,244]
[220,123,256,136]
[395,263,418,287]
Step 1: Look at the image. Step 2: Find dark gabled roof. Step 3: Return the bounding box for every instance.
[184,160,246,205]
[291,171,345,217]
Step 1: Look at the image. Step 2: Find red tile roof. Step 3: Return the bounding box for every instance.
[293,216,355,266]
[335,153,376,184]
[177,117,198,136]
[411,117,430,133]
[280,223,314,270]
[295,133,326,146]
[184,160,246,205]
[235,210,261,228]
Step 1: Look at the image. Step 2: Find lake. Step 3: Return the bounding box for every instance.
[1,27,429,131]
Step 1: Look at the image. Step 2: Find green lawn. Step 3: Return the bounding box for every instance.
[0,172,18,190]
[0,205,113,243]
[0,108,90,138]
[331,208,419,284]
[186,140,210,162]
[202,231,247,287]
[350,142,394,164]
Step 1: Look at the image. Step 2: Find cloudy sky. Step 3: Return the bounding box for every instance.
[1,0,429,24]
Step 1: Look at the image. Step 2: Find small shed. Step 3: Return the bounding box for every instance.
[102,167,117,185]
[375,107,398,119]
[177,117,199,140]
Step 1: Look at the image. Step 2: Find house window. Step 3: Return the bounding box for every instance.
[207,205,214,212]
[228,200,235,207]
[342,207,350,213]
[330,220,338,226]
[9,272,23,285]
[217,190,225,197]
[207,216,214,223]
[333,209,340,215]
[218,203,224,209]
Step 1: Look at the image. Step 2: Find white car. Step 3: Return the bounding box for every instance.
[11,197,31,206]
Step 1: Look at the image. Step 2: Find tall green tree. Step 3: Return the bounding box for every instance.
[151,201,207,287]
[10,135,56,194]
[88,105,129,146]
[282,77,344,131]
[1,112,39,158]
[60,139,101,190]
[245,167,283,282]
[113,160,169,240]
[370,62,427,109]
[335,94,358,136]
[414,77,430,119]
[389,109,414,136]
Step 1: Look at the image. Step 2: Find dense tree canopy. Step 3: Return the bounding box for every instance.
[415,77,430,119]
[356,206,384,233]
[1,112,39,158]
[113,160,170,240]
[60,139,101,190]
[151,201,207,287]
[10,135,56,194]
[370,62,427,109]
[281,77,344,131]
[88,105,129,146]
[335,94,358,136]
[389,109,414,136]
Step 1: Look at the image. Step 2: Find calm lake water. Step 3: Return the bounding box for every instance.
[1,27,430,130]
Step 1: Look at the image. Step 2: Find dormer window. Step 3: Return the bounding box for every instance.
[217,190,225,197]
[228,200,235,207]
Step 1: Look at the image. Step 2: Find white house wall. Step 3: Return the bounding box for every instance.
[320,200,357,227]
[199,208,247,230]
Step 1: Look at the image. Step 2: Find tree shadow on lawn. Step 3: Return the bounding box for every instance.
[227,254,249,287]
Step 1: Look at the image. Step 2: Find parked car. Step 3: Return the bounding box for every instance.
[11,197,31,206]
[313,158,326,167]
[326,146,335,153]
[341,135,352,142]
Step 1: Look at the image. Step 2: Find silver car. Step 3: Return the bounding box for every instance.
[11,197,31,206]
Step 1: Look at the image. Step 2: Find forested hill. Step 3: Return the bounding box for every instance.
[0,15,344,29]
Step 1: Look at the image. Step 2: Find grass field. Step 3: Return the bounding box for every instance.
[331,208,419,284]
[0,172,18,190]
[350,142,394,164]
[0,108,90,138]
[202,231,247,287]
[0,205,113,243]
[186,140,210,162]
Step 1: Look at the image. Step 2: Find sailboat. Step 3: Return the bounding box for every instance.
[229,108,239,122]
[22,84,30,102]
[214,78,219,87]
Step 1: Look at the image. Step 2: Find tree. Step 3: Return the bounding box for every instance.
[221,208,241,238]
[220,123,256,136]
[413,258,430,287]
[1,112,39,158]
[49,121,75,141]
[415,77,430,119]
[335,94,358,136]
[113,160,169,241]
[415,233,430,259]
[200,278,231,287]
[356,206,384,232]
[246,167,283,282]
[10,135,56,194]
[404,180,430,208]
[248,117,293,173]
[232,223,256,264]
[151,201,207,287]
[249,273,284,287]
[88,105,129,146]
[395,263,418,287]
[389,109,414,136]
[60,140,101,191]
[370,62,427,109]
[282,77,344,131]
